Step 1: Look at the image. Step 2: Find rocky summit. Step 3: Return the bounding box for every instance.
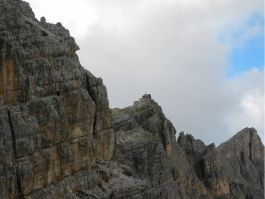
[0,0,264,198]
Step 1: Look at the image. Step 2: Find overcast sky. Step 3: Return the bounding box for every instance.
[26,0,264,144]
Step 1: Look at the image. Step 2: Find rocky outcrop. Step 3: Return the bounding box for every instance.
[215,128,264,198]
[111,95,209,199]
[0,0,115,198]
[111,96,264,199]
[0,1,264,198]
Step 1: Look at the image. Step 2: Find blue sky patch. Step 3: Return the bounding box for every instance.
[222,14,264,77]
[228,33,264,76]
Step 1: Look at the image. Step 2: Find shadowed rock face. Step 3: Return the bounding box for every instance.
[111,97,264,199]
[0,0,115,198]
[0,1,264,198]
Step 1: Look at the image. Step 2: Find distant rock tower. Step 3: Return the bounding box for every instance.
[141,94,152,100]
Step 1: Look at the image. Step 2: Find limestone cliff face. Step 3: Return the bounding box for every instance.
[0,1,264,199]
[111,97,264,199]
[0,0,115,198]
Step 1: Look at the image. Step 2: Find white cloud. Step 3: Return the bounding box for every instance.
[223,68,264,143]
[26,0,264,144]
[241,93,263,125]
[27,0,99,37]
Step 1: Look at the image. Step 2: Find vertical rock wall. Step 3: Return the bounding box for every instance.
[0,0,115,197]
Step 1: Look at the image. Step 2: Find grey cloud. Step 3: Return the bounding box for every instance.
[76,0,263,144]
[26,0,264,144]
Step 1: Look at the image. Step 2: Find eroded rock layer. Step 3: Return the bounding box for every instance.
[111,96,264,199]
[0,1,264,199]
[0,0,115,198]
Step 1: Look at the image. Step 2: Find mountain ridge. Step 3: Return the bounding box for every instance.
[0,0,264,198]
